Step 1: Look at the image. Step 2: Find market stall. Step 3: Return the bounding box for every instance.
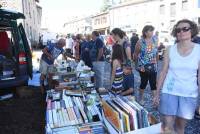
[45,60,161,134]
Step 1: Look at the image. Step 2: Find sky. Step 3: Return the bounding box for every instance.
[40,0,104,33]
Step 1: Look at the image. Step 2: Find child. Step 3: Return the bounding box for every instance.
[111,44,124,94]
[121,60,134,96]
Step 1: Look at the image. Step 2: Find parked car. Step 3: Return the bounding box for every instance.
[0,9,33,89]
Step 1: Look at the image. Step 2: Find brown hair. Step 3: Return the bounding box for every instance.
[171,19,199,38]
[76,34,82,40]
[92,31,99,37]
[111,28,126,39]
[112,44,124,63]
[142,25,155,38]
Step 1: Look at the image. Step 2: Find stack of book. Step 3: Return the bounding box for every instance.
[47,122,105,134]
[102,96,151,133]
[46,91,102,130]
[79,122,105,134]
[46,96,88,128]
[65,90,85,97]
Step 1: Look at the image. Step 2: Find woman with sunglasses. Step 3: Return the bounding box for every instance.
[154,19,200,134]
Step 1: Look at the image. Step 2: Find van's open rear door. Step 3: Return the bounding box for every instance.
[18,23,33,79]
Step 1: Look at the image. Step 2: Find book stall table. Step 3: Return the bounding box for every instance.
[45,89,106,134]
[46,60,161,134]
[52,60,95,90]
[46,60,106,134]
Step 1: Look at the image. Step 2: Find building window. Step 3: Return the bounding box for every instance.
[95,19,99,25]
[101,17,104,24]
[160,5,165,15]
[102,17,107,24]
[97,19,100,24]
[170,3,176,17]
[104,17,107,23]
[182,0,188,10]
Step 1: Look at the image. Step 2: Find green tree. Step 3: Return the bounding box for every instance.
[101,0,111,12]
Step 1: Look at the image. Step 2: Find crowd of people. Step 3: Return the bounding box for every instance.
[39,19,200,134]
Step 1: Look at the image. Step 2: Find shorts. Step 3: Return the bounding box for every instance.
[139,71,157,90]
[39,59,54,75]
[160,93,198,120]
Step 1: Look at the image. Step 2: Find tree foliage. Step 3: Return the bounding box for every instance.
[101,0,111,12]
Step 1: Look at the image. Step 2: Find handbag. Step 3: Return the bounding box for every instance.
[144,63,155,73]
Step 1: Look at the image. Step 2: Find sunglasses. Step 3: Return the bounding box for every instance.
[175,27,191,33]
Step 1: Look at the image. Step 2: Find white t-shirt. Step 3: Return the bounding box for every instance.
[162,43,200,97]
[66,38,74,49]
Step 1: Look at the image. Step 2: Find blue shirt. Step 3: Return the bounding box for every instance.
[80,40,88,59]
[90,37,104,62]
[81,40,93,67]
[41,43,64,65]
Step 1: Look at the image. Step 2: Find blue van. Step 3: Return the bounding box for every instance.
[0,9,32,89]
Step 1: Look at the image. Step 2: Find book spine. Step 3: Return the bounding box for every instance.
[79,108,88,123]
[63,108,71,125]
[56,109,61,127]
[67,107,74,125]
[73,97,78,107]
[52,101,55,110]
[54,101,58,110]
[46,110,49,124]
[56,101,61,109]
[58,109,64,126]
[52,108,58,127]
[71,107,78,124]
[68,97,73,107]
[47,99,52,110]
[48,110,54,128]
[76,97,81,108]
[61,108,67,126]
[60,100,66,109]
[78,97,84,108]
[73,106,83,124]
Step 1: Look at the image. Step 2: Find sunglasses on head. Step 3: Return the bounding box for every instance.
[175,27,191,33]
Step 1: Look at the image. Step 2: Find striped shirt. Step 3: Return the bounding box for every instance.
[112,67,123,91]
